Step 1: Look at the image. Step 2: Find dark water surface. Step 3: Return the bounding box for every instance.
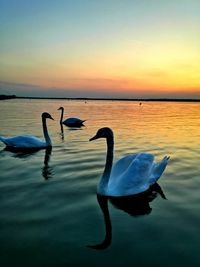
[1,99,200,267]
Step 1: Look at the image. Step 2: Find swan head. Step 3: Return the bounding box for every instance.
[57,107,64,111]
[89,127,113,141]
[42,112,54,120]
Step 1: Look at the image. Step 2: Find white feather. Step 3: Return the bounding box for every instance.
[107,153,168,196]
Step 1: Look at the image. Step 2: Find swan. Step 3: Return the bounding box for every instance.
[58,106,86,127]
[0,112,54,150]
[89,127,169,197]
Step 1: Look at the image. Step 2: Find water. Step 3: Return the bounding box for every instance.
[0,99,200,267]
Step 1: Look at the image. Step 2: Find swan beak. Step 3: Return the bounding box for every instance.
[50,116,54,120]
[57,108,61,110]
[89,135,98,141]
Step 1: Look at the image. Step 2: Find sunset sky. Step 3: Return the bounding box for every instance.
[0,0,200,98]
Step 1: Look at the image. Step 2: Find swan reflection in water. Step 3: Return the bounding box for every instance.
[59,120,85,141]
[88,182,166,250]
[59,122,64,141]
[3,146,53,180]
[42,146,53,180]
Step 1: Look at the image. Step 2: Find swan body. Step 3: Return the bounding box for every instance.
[90,127,169,197]
[0,135,48,148]
[107,152,169,196]
[58,106,86,127]
[0,112,54,149]
[63,117,86,126]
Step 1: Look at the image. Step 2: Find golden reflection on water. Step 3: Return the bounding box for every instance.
[84,101,200,162]
[1,100,200,155]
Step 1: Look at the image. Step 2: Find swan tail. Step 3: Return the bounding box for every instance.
[150,183,167,199]
[0,136,14,147]
[150,156,170,184]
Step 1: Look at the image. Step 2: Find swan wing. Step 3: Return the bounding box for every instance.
[110,153,138,178]
[148,156,170,184]
[0,136,46,148]
[108,153,155,196]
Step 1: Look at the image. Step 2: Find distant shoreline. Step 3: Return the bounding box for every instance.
[1,94,200,102]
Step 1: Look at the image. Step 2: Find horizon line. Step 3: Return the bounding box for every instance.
[1,94,200,102]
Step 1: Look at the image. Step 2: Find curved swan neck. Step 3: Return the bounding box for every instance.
[100,135,114,190]
[42,117,52,146]
[60,108,64,124]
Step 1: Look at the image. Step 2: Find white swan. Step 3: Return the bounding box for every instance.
[58,106,86,127]
[89,127,169,197]
[0,112,54,149]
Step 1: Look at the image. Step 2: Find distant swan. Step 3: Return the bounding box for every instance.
[58,106,86,127]
[0,112,54,150]
[89,127,169,197]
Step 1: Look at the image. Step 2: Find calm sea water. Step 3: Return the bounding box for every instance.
[1,99,200,267]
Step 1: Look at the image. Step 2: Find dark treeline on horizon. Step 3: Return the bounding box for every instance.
[0,94,16,100]
[1,94,200,102]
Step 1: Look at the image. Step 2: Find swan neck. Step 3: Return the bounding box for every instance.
[60,108,64,124]
[42,117,51,146]
[102,136,114,182]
